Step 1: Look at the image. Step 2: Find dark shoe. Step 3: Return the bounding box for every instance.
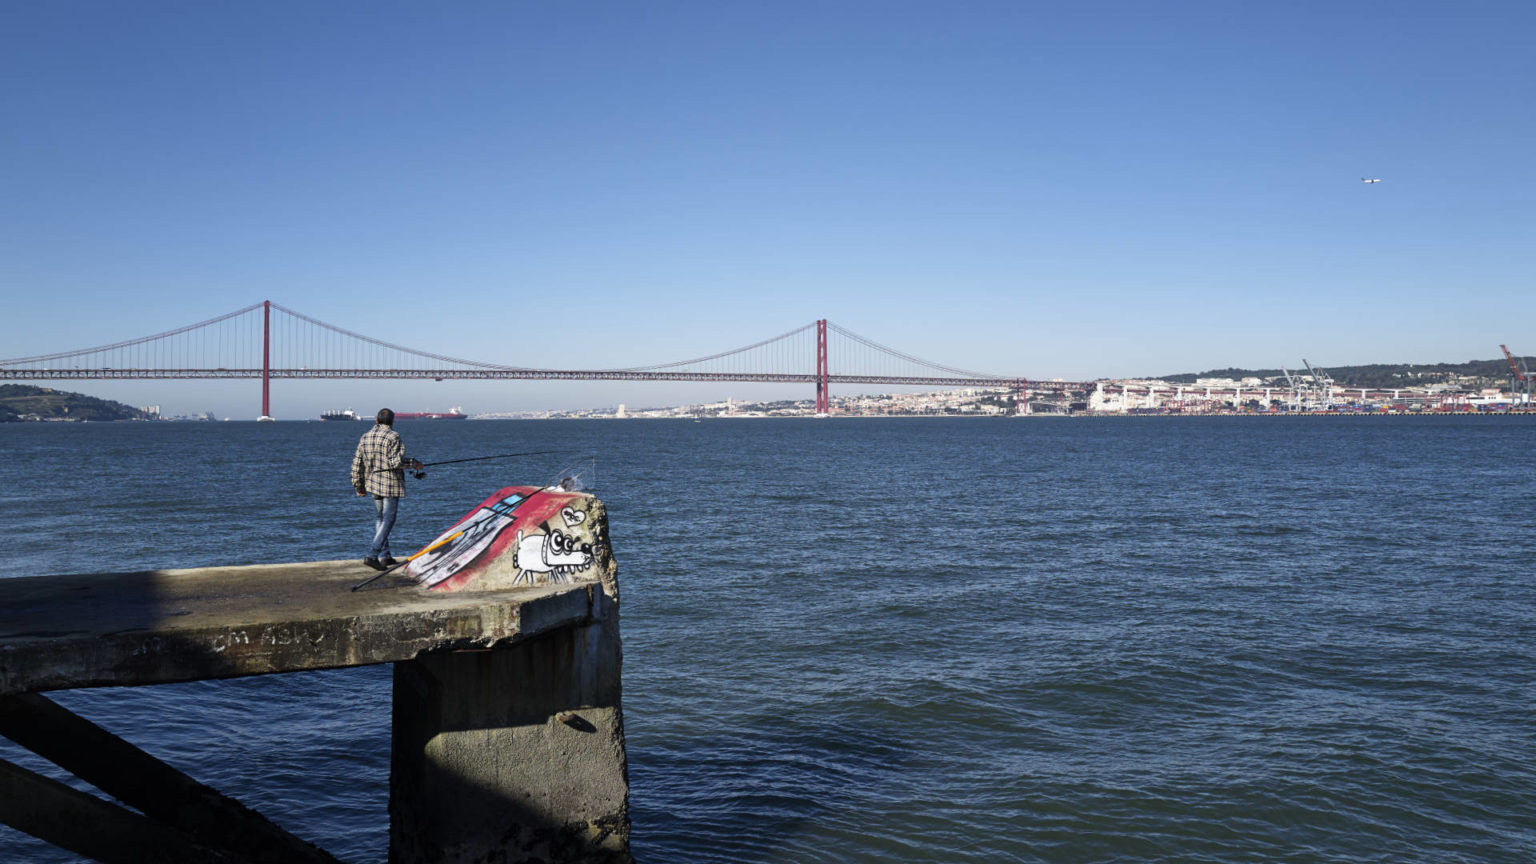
[381,557,401,568]
[363,557,386,571]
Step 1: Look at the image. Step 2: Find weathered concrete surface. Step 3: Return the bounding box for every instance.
[390,621,630,863]
[408,486,619,596]
[0,561,604,694]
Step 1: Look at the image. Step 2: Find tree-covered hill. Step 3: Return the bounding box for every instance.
[0,385,150,422]
[1158,358,1516,389]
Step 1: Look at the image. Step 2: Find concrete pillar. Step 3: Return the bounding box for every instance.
[389,592,630,863]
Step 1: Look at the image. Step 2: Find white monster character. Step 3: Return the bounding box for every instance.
[513,527,594,585]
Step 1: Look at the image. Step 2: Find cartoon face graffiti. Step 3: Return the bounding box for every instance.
[513,528,592,584]
[511,503,601,585]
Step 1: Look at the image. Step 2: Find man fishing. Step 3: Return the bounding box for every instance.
[351,408,424,571]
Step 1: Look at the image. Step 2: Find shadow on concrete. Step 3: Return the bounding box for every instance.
[389,625,632,862]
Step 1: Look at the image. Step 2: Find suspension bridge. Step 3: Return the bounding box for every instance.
[0,301,1081,418]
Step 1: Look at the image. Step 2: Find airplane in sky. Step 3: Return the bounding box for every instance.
[1361,178,1381,183]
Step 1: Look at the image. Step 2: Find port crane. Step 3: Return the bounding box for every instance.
[1280,360,1338,411]
[1302,360,1335,410]
[1500,344,1531,407]
[1279,367,1304,411]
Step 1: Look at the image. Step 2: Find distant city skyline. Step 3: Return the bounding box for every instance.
[4,2,1533,418]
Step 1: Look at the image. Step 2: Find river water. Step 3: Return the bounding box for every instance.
[1,416,1533,862]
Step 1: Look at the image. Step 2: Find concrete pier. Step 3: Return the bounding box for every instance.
[0,486,630,863]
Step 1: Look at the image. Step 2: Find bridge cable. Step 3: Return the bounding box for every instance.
[269,303,532,371]
[826,321,1003,380]
[0,302,266,366]
[610,322,819,372]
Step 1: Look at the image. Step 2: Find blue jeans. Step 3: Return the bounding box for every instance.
[368,495,400,560]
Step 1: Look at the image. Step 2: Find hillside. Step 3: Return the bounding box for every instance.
[0,385,150,422]
[1158,358,1516,390]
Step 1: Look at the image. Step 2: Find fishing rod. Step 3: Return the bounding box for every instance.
[372,449,571,479]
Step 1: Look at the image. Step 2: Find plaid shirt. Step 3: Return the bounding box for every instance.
[351,424,409,497]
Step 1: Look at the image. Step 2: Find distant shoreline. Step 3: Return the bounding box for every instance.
[8,410,1533,424]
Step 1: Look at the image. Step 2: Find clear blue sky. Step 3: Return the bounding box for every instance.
[3,1,1532,417]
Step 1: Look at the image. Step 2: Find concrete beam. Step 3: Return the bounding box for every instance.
[0,692,340,864]
[0,563,602,694]
[0,756,247,864]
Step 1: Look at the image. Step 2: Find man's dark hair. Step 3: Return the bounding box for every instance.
[377,408,394,425]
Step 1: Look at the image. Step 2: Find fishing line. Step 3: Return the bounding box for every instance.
[419,449,571,469]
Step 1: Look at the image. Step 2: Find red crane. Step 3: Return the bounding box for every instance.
[1501,344,1526,382]
[1501,344,1531,409]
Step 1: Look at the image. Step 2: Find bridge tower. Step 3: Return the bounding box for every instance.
[815,319,829,415]
[260,300,272,420]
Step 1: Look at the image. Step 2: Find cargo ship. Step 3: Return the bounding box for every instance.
[320,409,362,421]
[394,407,468,420]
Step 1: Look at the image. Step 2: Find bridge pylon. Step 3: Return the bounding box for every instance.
[815,319,828,415]
[260,301,272,420]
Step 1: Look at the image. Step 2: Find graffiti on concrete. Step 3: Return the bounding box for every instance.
[406,486,606,591]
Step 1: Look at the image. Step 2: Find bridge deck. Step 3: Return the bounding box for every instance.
[0,561,604,695]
